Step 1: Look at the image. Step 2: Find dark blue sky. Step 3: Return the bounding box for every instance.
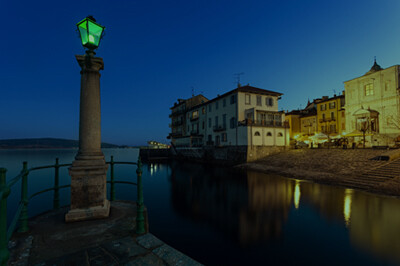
[1,0,400,145]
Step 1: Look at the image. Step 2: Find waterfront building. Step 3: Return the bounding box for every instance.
[316,94,346,137]
[344,60,400,146]
[168,94,208,146]
[169,85,289,148]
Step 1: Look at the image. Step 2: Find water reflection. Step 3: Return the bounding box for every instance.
[294,180,301,209]
[343,189,353,227]
[169,162,400,263]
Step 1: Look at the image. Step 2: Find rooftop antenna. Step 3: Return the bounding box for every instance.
[234,72,244,87]
[374,56,376,63]
[333,89,336,95]
[191,86,195,97]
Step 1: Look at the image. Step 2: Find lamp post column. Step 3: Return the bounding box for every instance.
[65,52,110,222]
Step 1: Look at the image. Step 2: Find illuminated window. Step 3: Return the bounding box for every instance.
[222,133,227,142]
[320,104,326,111]
[365,84,374,96]
[329,102,336,109]
[202,107,205,114]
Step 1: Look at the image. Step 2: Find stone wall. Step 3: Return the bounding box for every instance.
[174,145,285,165]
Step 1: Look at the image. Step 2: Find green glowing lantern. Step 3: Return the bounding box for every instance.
[77,16,105,50]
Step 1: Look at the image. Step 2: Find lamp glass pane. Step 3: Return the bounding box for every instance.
[77,20,89,46]
[87,21,104,47]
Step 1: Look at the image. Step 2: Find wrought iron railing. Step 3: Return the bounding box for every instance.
[0,156,144,266]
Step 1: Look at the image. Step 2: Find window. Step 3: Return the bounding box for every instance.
[208,118,212,128]
[365,83,374,96]
[216,101,219,110]
[202,121,205,129]
[223,98,226,107]
[331,112,335,119]
[256,95,262,106]
[341,112,344,118]
[330,124,336,133]
[202,107,205,114]
[266,97,273,106]
[222,133,227,142]
[266,132,272,136]
[215,116,219,127]
[321,125,325,132]
[192,110,199,119]
[329,102,336,109]
[254,131,260,136]
[245,94,251,105]
[322,114,325,120]
[385,81,390,91]
[277,132,283,137]
[230,95,236,104]
[208,105,212,112]
[342,123,345,130]
[223,114,227,128]
[320,104,326,111]
[230,117,236,128]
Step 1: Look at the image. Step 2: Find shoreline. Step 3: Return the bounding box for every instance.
[238,148,400,198]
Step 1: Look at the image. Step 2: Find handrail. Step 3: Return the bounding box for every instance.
[0,155,143,266]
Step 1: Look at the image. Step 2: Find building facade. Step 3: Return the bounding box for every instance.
[169,85,289,148]
[316,95,345,137]
[344,60,400,146]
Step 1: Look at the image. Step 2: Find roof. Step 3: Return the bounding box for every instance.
[364,59,383,76]
[316,94,344,104]
[184,85,283,112]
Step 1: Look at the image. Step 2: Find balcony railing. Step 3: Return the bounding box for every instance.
[0,156,144,266]
[190,130,200,135]
[172,120,184,126]
[213,125,226,132]
[169,109,186,117]
[319,117,336,123]
[190,116,199,121]
[239,119,288,128]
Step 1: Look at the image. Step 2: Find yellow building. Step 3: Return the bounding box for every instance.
[285,110,301,139]
[300,110,317,136]
[316,95,345,137]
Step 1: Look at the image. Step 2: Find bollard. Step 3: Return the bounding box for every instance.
[53,158,60,209]
[0,168,9,266]
[110,156,115,201]
[136,157,145,234]
[18,162,28,233]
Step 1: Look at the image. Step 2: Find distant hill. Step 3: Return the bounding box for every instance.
[0,138,120,149]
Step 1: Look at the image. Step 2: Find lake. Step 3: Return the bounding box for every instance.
[1,148,400,265]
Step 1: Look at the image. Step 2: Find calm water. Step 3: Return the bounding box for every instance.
[1,149,400,265]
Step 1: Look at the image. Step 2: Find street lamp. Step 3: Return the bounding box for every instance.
[65,16,109,222]
[77,16,105,52]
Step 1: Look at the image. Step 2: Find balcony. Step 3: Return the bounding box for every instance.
[190,130,200,136]
[239,119,288,128]
[172,120,184,127]
[169,109,186,117]
[319,117,336,123]
[190,116,199,121]
[213,125,226,132]
[169,132,183,138]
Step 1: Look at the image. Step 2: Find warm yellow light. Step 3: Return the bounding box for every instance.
[294,180,301,209]
[344,189,353,227]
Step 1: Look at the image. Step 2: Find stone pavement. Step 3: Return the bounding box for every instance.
[7,201,202,266]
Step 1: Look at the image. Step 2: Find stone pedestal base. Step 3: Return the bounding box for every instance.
[65,158,110,222]
[65,199,110,222]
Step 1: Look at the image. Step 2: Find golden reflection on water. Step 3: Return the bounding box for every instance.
[294,180,301,209]
[343,189,353,227]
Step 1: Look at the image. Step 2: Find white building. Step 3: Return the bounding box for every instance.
[170,85,289,148]
[344,60,400,146]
